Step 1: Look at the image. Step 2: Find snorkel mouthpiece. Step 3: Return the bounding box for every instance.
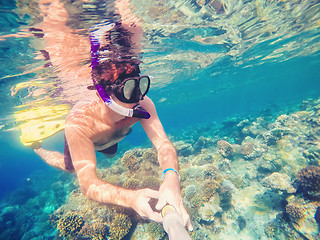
[90,22,151,119]
[132,105,150,119]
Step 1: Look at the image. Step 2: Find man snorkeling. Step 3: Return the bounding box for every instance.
[33,0,193,231]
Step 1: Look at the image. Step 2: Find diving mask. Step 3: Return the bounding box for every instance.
[95,84,150,119]
[109,75,150,104]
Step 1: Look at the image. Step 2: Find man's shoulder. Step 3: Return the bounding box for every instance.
[66,100,97,124]
[72,99,96,109]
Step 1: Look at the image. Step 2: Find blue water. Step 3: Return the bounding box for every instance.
[0,0,320,239]
[0,132,46,199]
[2,50,319,199]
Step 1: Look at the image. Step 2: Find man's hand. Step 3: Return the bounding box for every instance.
[155,172,193,231]
[131,188,163,222]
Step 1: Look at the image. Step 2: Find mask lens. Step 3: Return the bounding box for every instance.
[139,76,150,95]
[123,79,135,100]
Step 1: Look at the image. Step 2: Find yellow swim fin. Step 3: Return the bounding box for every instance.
[14,104,70,147]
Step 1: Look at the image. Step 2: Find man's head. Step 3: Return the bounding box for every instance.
[89,22,151,119]
[92,60,150,104]
[92,60,140,86]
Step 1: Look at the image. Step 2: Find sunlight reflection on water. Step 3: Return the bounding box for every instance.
[0,0,319,135]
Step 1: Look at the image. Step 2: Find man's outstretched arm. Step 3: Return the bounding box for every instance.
[140,96,193,231]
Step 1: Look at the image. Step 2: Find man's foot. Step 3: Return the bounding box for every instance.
[29,141,42,150]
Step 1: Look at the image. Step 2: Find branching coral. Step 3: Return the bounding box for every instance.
[142,149,158,164]
[49,208,64,228]
[265,221,278,238]
[146,222,166,240]
[296,166,320,194]
[79,222,108,240]
[140,176,161,190]
[109,213,132,240]
[121,152,141,171]
[122,178,140,190]
[57,211,85,239]
[285,204,305,223]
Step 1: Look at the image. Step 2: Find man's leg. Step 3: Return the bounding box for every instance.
[34,148,74,173]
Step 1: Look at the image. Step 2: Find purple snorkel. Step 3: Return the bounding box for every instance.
[90,22,150,119]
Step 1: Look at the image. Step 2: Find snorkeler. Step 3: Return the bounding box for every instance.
[33,0,193,231]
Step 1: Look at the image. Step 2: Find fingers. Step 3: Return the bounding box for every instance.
[144,188,159,199]
[144,189,163,222]
[144,207,163,222]
[180,205,193,232]
[186,217,193,232]
[155,198,167,211]
[138,188,193,228]
[135,189,162,222]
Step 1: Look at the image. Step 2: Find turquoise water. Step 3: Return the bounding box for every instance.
[1,0,320,239]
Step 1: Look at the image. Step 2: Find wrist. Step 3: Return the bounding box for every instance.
[119,188,137,208]
[162,170,180,184]
[162,168,181,182]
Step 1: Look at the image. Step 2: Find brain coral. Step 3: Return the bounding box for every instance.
[57,211,85,239]
[296,166,320,193]
[240,142,255,159]
[109,213,132,240]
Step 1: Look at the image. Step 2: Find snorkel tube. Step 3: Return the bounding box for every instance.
[162,205,192,240]
[90,22,150,119]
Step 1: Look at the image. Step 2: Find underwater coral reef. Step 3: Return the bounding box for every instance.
[1,97,320,239]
